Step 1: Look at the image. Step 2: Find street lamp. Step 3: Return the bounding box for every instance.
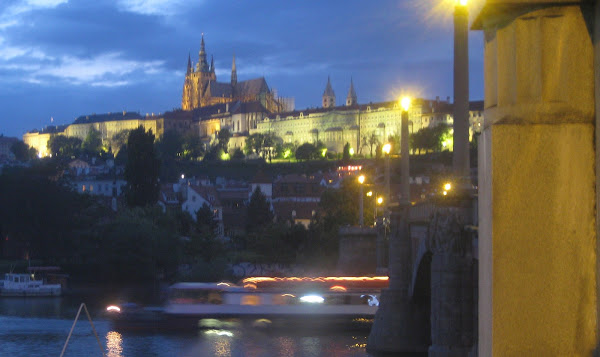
[358,174,365,226]
[453,0,470,180]
[382,143,391,213]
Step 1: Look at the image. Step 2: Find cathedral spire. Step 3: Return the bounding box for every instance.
[322,76,336,108]
[346,77,357,106]
[197,33,209,72]
[186,53,192,74]
[231,54,237,87]
[210,55,214,73]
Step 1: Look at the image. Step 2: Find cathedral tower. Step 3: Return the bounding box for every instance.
[231,54,237,87]
[182,34,217,110]
[346,78,357,106]
[322,76,336,108]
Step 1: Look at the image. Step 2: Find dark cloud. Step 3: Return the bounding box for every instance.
[0,0,484,138]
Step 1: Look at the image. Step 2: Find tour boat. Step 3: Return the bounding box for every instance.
[107,276,388,331]
[0,273,62,297]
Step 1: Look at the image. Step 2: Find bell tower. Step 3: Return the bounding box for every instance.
[322,76,336,108]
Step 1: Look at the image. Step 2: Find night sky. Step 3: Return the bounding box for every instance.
[0,0,485,138]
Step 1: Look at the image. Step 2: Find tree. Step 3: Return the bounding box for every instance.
[10,141,37,161]
[217,128,231,152]
[81,127,103,156]
[110,130,130,155]
[342,142,351,162]
[47,135,82,158]
[182,132,204,160]
[124,127,160,207]
[246,186,272,233]
[156,130,183,160]
[231,147,245,160]
[196,203,218,233]
[367,132,380,158]
[295,143,317,161]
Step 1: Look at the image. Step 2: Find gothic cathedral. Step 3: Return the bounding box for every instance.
[181,35,283,112]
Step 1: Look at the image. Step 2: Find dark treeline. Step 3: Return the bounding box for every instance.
[0,164,364,285]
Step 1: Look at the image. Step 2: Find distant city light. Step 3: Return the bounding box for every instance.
[349,148,355,156]
[321,148,327,157]
[444,183,452,191]
[358,175,365,184]
[181,174,185,179]
[366,191,373,197]
[377,197,383,205]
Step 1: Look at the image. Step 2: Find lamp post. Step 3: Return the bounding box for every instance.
[369,96,428,354]
[388,96,411,290]
[453,0,470,181]
[382,143,391,214]
[358,174,365,226]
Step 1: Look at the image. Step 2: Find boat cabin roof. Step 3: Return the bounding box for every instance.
[169,282,244,292]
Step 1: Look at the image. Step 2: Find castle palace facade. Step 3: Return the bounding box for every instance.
[181,35,289,113]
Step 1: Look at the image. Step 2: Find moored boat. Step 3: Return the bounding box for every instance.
[0,273,62,297]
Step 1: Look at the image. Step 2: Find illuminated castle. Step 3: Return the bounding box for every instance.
[181,35,290,113]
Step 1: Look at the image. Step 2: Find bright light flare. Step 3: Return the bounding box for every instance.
[300,295,324,304]
[366,191,373,197]
[457,0,467,5]
[330,285,347,292]
[382,143,391,154]
[444,183,452,191]
[377,197,383,205]
[106,305,121,313]
[358,175,365,184]
[349,148,355,156]
[217,282,231,287]
[400,97,411,111]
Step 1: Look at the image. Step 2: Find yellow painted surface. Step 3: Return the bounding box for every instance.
[491,124,597,355]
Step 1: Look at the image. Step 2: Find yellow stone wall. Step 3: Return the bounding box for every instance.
[477,3,597,355]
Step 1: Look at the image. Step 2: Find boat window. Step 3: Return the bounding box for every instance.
[241,295,260,306]
[169,288,223,304]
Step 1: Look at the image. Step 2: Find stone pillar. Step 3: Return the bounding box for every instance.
[473,2,597,355]
[428,208,474,357]
[367,206,430,354]
[337,226,377,275]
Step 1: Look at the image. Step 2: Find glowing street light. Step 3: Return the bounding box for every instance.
[377,196,383,205]
[349,147,355,156]
[367,191,373,197]
[382,143,391,155]
[400,96,411,112]
[358,175,365,184]
[444,182,452,191]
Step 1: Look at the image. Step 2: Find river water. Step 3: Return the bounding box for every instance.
[0,296,372,356]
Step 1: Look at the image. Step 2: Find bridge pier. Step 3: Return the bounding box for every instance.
[367,205,430,355]
[428,206,475,357]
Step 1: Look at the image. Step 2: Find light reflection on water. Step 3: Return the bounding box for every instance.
[0,299,373,357]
